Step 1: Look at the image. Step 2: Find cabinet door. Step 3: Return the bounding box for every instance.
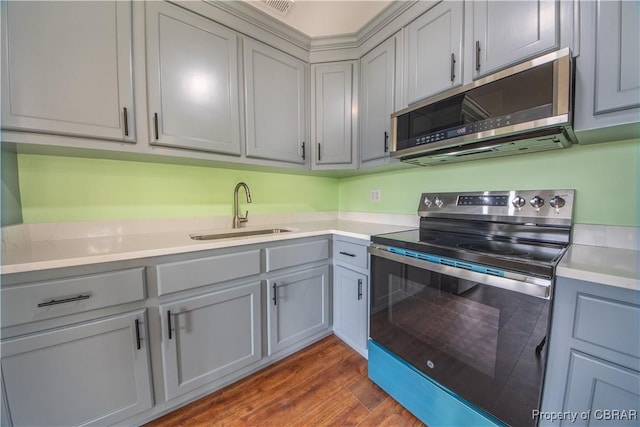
[562,351,640,427]
[1,310,152,426]
[473,0,558,78]
[244,38,307,164]
[405,1,463,104]
[146,2,241,155]
[161,282,262,400]
[360,38,395,164]
[267,266,330,355]
[1,1,134,142]
[312,62,355,167]
[593,0,640,114]
[333,266,368,357]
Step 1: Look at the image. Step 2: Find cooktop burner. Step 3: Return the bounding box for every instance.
[456,242,532,258]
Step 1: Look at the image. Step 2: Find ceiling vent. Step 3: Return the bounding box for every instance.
[260,0,294,16]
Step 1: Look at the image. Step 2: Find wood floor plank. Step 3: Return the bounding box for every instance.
[145,335,424,427]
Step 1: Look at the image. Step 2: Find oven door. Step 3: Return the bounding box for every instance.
[369,245,551,427]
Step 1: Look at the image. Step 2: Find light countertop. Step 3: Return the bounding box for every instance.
[557,244,640,291]
[1,219,414,275]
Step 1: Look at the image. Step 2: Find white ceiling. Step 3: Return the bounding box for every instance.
[243,0,393,38]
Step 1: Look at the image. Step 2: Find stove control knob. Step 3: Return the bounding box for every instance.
[434,197,444,208]
[550,196,566,209]
[423,197,432,207]
[512,196,526,209]
[530,196,545,209]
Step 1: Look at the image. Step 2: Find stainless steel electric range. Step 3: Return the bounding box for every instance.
[367,189,575,427]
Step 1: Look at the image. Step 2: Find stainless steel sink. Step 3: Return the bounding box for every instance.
[190,228,293,241]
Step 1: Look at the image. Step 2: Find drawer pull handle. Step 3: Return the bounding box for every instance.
[339,251,356,258]
[37,294,91,308]
[135,318,142,350]
[272,283,278,306]
[167,310,173,340]
[357,278,363,300]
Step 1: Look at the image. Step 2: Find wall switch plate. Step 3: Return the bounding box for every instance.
[370,189,381,202]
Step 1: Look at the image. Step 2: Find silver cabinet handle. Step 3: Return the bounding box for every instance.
[37,294,91,308]
[357,278,363,300]
[450,53,456,82]
[475,41,481,71]
[123,107,129,137]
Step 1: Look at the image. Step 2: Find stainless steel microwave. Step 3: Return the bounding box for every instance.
[391,48,576,165]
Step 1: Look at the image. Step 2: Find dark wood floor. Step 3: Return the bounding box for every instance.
[146,335,425,426]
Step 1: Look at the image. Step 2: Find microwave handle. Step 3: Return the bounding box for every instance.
[368,245,551,299]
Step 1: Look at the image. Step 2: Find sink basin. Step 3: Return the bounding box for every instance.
[190,228,293,241]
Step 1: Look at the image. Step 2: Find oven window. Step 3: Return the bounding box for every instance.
[370,255,549,427]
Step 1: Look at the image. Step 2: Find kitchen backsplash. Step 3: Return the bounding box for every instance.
[340,138,639,227]
[5,137,639,227]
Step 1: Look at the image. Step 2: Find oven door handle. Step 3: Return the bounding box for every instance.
[368,245,552,299]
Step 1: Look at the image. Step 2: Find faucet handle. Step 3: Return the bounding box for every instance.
[239,210,249,223]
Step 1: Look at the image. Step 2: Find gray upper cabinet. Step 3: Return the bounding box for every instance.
[160,281,262,401]
[573,0,640,144]
[146,2,241,155]
[1,310,153,426]
[244,38,307,164]
[311,61,356,168]
[405,1,463,104]
[472,0,558,78]
[1,1,135,142]
[360,37,396,165]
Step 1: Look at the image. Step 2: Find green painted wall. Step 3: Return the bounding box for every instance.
[12,138,640,226]
[339,139,640,226]
[17,155,339,223]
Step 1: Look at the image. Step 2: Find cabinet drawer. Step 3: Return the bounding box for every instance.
[156,250,261,295]
[574,292,640,359]
[265,240,329,272]
[334,239,368,269]
[1,268,145,328]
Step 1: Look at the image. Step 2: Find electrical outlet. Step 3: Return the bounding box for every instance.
[370,189,381,202]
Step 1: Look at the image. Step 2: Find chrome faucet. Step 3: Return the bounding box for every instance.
[232,182,252,228]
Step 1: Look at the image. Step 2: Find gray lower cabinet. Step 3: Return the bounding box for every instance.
[540,277,640,426]
[1,310,153,426]
[333,266,368,357]
[1,0,134,142]
[332,237,369,357]
[266,266,330,355]
[573,0,640,144]
[160,281,262,401]
[243,38,307,164]
[146,1,242,155]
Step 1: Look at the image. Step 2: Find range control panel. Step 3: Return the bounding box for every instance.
[418,190,575,224]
